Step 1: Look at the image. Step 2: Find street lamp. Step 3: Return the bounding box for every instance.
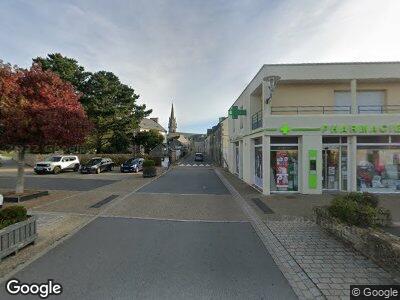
[263,75,281,104]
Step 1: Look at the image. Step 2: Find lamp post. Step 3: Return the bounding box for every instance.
[263,75,281,104]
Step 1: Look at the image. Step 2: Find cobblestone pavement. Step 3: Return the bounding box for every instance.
[267,217,395,299]
[215,169,396,300]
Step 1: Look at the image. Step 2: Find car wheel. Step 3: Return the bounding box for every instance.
[96,168,101,174]
[53,166,61,174]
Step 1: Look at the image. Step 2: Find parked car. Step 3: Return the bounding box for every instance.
[120,158,144,173]
[34,155,80,174]
[80,157,114,174]
[194,153,204,162]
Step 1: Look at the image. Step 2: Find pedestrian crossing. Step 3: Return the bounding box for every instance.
[178,163,212,167]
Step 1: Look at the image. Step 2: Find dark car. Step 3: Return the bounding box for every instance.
[194,153,204,162]
[120,158,144,173]
[80,157,114,174]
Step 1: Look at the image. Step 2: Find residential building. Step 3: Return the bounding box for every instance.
[139,117,167,142]
[227,62,400,195]
[205,117,230,167]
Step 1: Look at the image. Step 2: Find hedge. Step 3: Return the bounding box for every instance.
[0,206,28,230]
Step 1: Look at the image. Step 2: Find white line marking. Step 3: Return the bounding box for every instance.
[134,192,230,196]
[99,214,250,223]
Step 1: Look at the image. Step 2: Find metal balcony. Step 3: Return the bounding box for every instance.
[271,106,351,115]
[251,110,263,130]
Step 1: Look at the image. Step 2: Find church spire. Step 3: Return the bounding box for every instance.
[168,102,177,133]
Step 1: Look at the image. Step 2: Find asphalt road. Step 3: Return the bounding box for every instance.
[0,167,296,299]
[138,168,229,195]
[0,176,116,191]
[179,153,213,166]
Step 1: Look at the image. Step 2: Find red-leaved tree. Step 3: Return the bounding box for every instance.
[0,62,91,194]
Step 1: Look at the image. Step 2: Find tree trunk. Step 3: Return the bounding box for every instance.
[15,147,26,195]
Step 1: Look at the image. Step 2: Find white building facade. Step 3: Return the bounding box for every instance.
[228,62,400,195]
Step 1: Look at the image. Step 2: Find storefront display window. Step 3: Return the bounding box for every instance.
[235,142,239,174]
[270,146,298,192]
[357,146,400,193]
[341,147,348,191]
[254,144,263,188]
[322,137,347,191]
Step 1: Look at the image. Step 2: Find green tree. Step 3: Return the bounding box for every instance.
[133,130,164,154]
[82,71,151,153]
[34,53,151,153]
[33,53,89,92]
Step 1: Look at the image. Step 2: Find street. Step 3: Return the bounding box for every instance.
[0,166,296,299]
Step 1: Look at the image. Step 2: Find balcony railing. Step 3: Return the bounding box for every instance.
[271,106,351,115]
[271,105,400,115]
[251,110,263,130]
[358,105,400,114]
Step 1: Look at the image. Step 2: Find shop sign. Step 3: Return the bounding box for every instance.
[228,106,247,119]
[274,123,400,135]
[321,124,400,134]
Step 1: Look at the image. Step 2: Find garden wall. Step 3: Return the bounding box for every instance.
[315,207,400,281]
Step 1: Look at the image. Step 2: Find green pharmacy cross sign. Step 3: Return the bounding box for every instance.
[229,106,247,119]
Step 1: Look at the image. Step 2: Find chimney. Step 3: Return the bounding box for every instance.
[150,117,159,124]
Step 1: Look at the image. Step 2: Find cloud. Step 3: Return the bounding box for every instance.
[1,0,399,132]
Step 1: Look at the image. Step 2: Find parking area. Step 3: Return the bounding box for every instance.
[0,166,141,192]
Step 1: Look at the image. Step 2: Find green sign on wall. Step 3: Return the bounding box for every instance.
[273,123,400,135]
[228,106,247,119]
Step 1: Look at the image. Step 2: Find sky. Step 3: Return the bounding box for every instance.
[1,0,400,133]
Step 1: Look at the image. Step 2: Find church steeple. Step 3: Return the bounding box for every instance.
[168,103,177,133]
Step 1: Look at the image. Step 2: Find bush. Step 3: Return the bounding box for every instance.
[142,159,156,178]
[0,206,28,230]
[328,193,385,228]
[143,159,155,168]
[149,157,162,166]
[344,192,379,208]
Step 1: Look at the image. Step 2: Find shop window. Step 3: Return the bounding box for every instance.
[254,137,262,145]
[254,145,263,188]
[357,147,400,193]
[322,137,340,144]
[270,146,298,192]
[271,136,298,144]
[357,136,389,143]
[235,142,240,174]
[391,136,400,143]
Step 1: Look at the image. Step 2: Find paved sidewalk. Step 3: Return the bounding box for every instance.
[216,169,397,300]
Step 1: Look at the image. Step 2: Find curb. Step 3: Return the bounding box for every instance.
[214,168,325,300]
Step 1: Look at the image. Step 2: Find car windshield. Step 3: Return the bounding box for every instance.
[45,156,62,162]
[87,158,102,166]
[125,158,139,164]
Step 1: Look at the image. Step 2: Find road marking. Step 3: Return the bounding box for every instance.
[98,214,250,223]
[177,163,212,167]
[134,192,230,196]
